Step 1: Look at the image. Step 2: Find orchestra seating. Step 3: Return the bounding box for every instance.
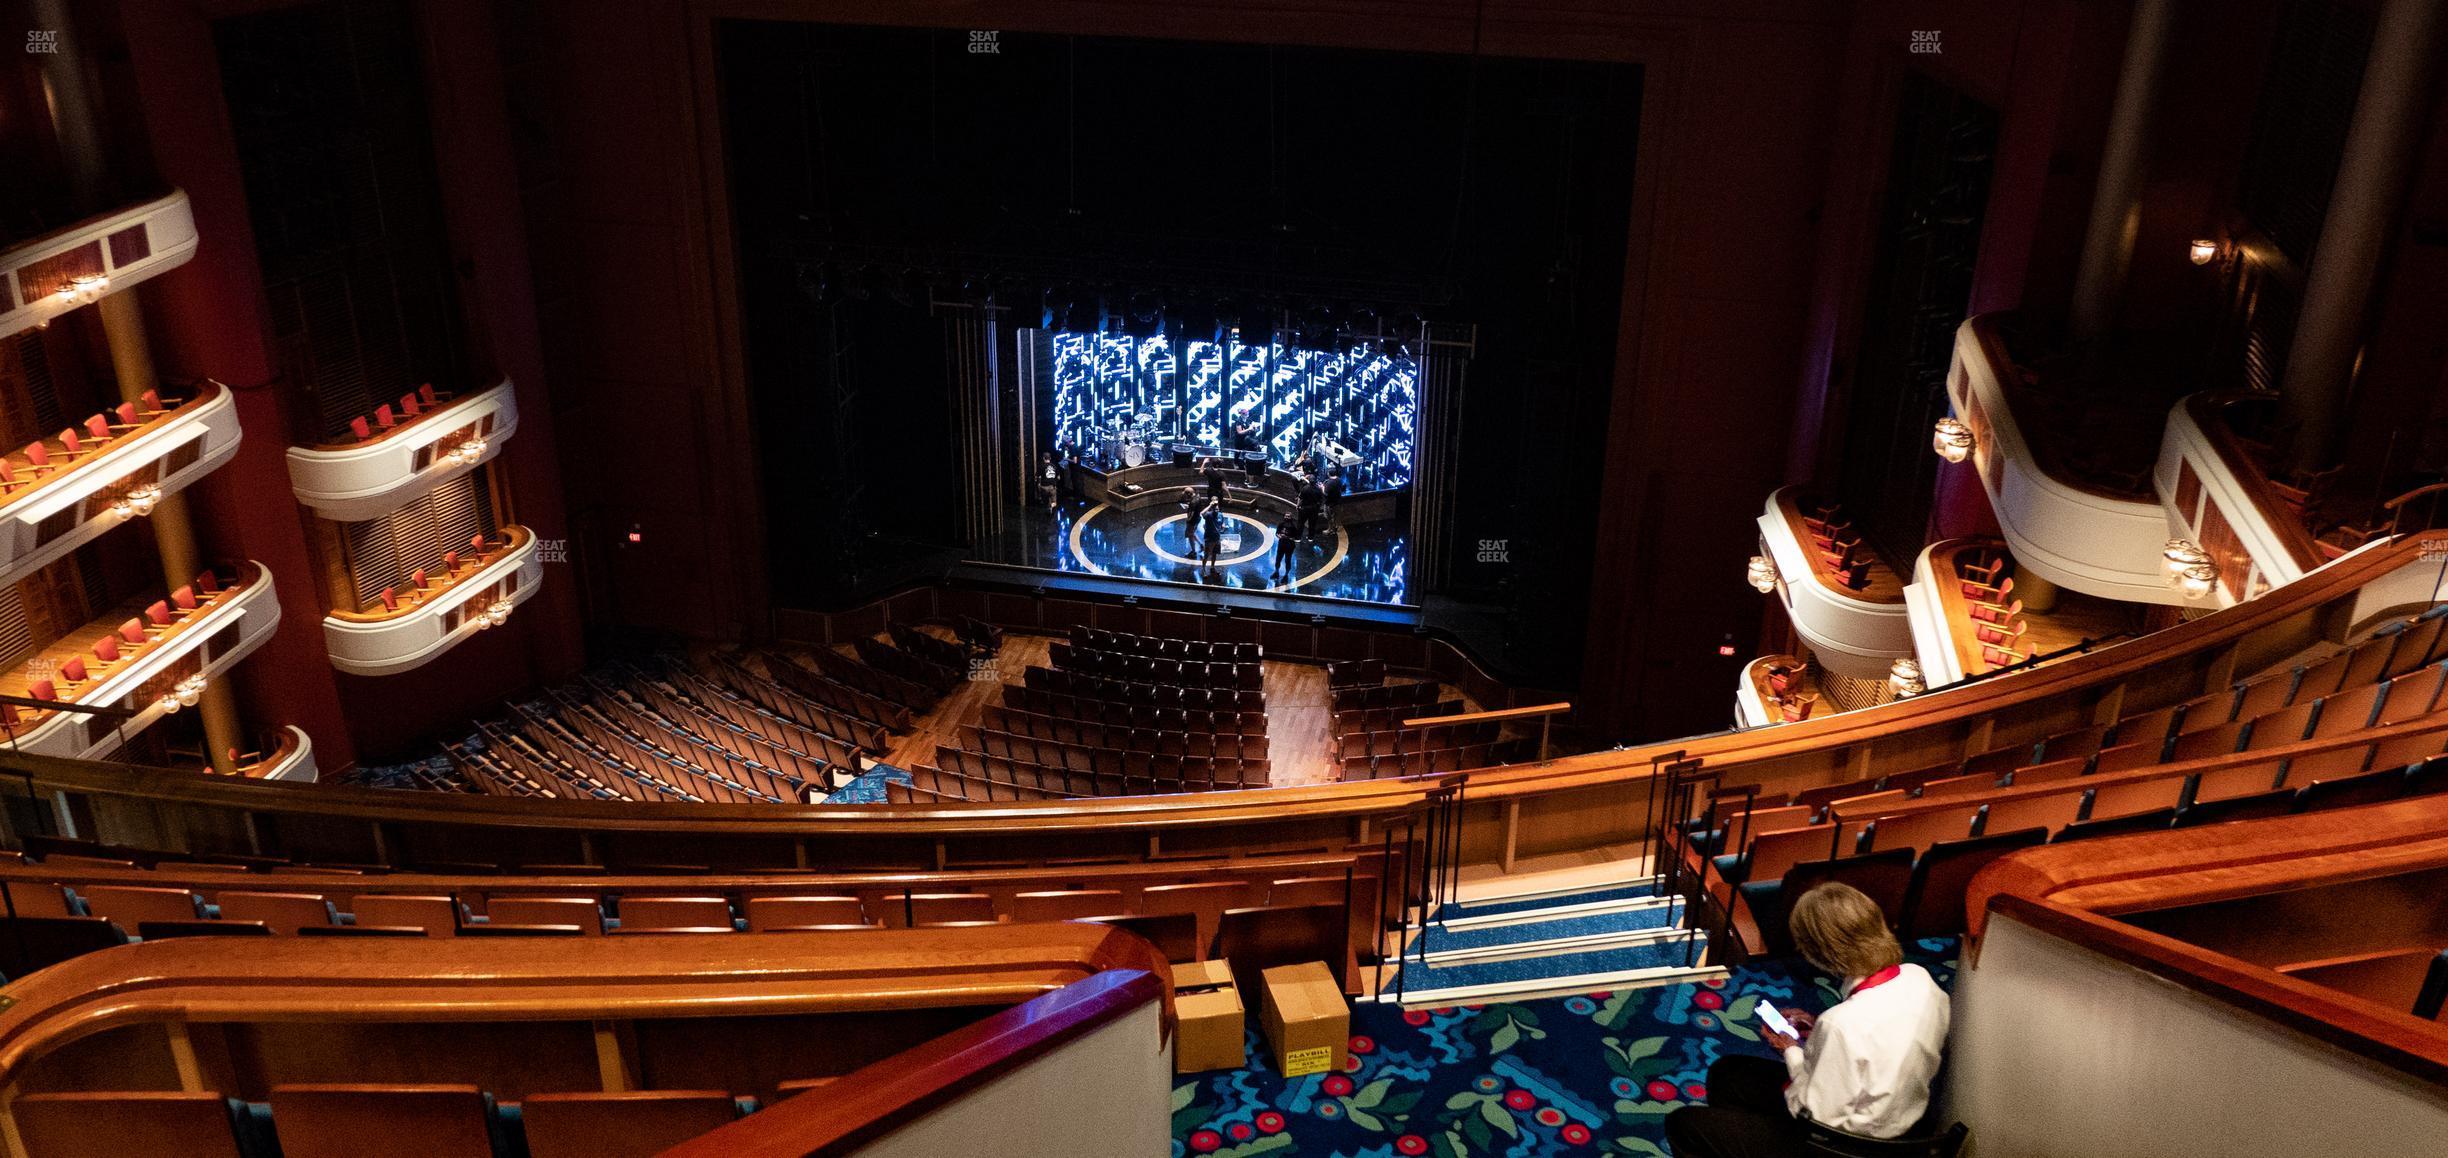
[1324,666,1507,780]
[446,652,915,803]
[1692,603,2448,958]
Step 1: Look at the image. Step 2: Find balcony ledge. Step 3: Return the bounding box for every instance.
[1758,488,1912,680]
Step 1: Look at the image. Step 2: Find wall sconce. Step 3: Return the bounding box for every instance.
[1746,554,1780,593]
[54,274,108,305]
[1932,416,1975,464]
[155,672,207,714]
[2188,239,2220,266]
[2162,538,2210,581]
[442,436,487,467]
[110,482,162,520]
[479,598,514,629]
[1889,657,1926,699]
[2178,563,2219,600]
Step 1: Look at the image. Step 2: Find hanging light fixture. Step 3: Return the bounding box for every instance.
[156,672,207,714]
[55,274,109,305]
[1932,416,1975,463]
[110,482,162,520]
[2188,239,2219,266]
[2179,563,2219,600]
[442,435,488,467]
[480,598,514,629]
[1746,554,1780,593]
[1888,658,1926,699]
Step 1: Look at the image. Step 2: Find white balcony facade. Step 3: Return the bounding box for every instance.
[1757,488,1913,680]
[2154,395,2327,608]
[7,563,281,761]
[285,380,518,522]
[1948,317,2190,607]
[0,380,242,589]
[323,525,543,676]
[0,190,200,340]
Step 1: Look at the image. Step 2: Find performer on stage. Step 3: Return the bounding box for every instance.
[1037,452,1060,514]
[1059,445,1083,502]
[1272,512,1302,583]
[1198,500,1223,577]
[1229,405,1262,452]
[1183,493,1210,551]
[1322,463,1345,527]
[1298,476,1326,539]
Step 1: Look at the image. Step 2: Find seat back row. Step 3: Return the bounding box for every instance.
[1047,641,1265,691]
[16,1083,751,1158]
[1069,625,1258,664]
[1000,682,1266,736]
[1023,665,1265,712]
[981,704,1270,760]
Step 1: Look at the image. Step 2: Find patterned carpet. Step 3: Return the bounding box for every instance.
[1170,939,1960,1157]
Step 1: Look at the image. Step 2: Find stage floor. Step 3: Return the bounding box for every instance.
[972,498,1411,606]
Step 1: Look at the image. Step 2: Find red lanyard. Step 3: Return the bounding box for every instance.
[1849,965,1902,997]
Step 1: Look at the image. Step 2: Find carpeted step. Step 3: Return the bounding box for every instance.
[1418,896,1686,957]
[1386,933,1711,1003]
[1432,878,1664,925]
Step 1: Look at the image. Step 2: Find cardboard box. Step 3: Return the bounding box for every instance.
[1174,959,1246,1073]
[1257,961,1350,1077]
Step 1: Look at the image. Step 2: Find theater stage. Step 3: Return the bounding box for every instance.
[972,497,1412,607]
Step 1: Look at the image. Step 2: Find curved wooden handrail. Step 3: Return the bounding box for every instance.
[1404,702,1569,729]
[0,536,2437,838]
[2385,483,2448,512]
[0,849,1370,904]
[660,967,1167,1157]
[297,383,488,452]
[0,380,215,517]
[0,921,1167,1091]
[1967,794,2448,1086]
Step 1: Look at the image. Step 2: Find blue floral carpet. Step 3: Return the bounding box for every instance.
[1170,938,1959,1158]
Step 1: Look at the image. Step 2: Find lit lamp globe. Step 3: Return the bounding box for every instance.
[2162,539,2210,586]
[1889,658,1926,699]
[1932,416,1974,464]
[2179,563,2219,601]
[2188,239,2219,266]
[1746,555,1779,593]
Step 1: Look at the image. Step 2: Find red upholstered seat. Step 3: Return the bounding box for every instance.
[172,585,198,611]
[268,1084,497,1158]
[518,1091,742,1158]
[350,415,373,441]
[83,414,109,440]
[58,658,85,683]
[114,401,139,426]
[374,404,396,429]
[13,1091,250,1158]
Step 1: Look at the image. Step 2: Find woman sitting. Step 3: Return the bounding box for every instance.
[1665,882,1951,1156]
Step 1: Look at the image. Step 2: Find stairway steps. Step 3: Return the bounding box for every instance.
[1432,879,1663,924]
[1418,899,1685,957]
[1384,934,1712,1004]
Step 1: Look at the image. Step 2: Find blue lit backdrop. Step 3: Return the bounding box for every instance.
[1046,330,1418,493]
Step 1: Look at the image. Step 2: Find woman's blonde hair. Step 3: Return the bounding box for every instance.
[1788,882,1903,978]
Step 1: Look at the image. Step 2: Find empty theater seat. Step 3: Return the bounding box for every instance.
[485,896,605,934]
[743,895,868,930]
[268,1084,503,1158]
[518,1090,748,1158]
[12,1091,262,1158]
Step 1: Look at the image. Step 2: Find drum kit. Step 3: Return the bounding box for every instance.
[1100,412,1161,468]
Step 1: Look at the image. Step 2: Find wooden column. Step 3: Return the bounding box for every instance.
[97,292,242,773]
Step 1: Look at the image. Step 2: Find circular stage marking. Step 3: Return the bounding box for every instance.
[1144,512,1274,567]
[1066,501,1355,594]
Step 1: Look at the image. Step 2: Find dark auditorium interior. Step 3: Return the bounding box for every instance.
[0,0,2444,1154]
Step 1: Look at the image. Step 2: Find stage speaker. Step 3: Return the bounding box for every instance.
[1171,446,1195,468]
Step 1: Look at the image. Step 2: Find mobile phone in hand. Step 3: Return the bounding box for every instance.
[1756,1003,1798,1039]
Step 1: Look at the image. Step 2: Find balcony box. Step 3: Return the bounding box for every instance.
[286,379,518,522]
[3,562,280,761]
[0,380,242,589]
[1757,487,1913,680]
[0,190,200,340]
[323,525,543,676]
